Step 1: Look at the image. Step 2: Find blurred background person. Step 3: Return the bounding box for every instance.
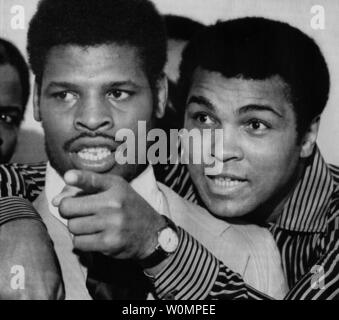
[159,15,205,132]
[164,14,204,84]
[0,38,30,163]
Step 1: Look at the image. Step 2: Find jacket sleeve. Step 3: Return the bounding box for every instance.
[152,227,272,300]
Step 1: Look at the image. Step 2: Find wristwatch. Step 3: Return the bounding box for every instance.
[139,215,179,269]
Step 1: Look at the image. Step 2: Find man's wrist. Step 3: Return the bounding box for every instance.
[143,254,175,278]
[151,228,220,300]
[138,215,179,270]
[143,227,182,278]
[138,214,168,260]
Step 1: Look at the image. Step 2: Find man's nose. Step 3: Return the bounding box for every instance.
[74,98,114,132]
[211,126,244,162]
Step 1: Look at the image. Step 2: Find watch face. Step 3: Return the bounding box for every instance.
[158,227,179,253]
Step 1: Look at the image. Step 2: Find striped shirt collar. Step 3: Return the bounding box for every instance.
[275,146,335,233]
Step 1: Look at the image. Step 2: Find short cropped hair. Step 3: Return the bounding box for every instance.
[0,38,30,117]
[27,0,167,90]
[178,17,330,135]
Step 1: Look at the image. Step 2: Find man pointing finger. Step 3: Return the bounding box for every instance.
[56,170,167,261]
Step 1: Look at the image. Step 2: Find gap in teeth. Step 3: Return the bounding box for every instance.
[77,147,111,161]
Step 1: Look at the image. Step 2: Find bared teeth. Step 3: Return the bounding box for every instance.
[77,147,111,161]
[213,177,244,188]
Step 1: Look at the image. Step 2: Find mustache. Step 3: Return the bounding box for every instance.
[63,132,116,151]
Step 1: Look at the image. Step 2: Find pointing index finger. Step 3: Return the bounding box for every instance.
[64,170,113,194]
[52,184,83,207]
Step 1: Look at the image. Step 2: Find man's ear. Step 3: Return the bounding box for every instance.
[154,73,168,119]
[300,116,320,158]
[33,82,42,122]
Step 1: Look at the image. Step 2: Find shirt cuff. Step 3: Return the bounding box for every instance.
[0,196,42,226]
[152,227,219,300]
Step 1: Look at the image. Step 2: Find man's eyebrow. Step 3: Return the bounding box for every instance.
[46,80,140,90]
[45,81,78,89]
[44,81,84,93]
[105,80,141,89]
[0,106,21,114]
[238,104,283,118]
[187,95,216,112]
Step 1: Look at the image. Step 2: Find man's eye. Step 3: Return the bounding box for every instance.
[193,113,215,125]
[52,91,77,102]
[0,114,16,125]
[107,90,130,101]
[246,119,270,132]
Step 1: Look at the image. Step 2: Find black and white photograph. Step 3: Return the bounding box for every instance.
[0,0,338,308]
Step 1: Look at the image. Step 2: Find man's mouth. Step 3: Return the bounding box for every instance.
[77,147,112,161]
[206,174,248,196]
[212,177,245,188]
[67,138,119,172]
[69,146,116,172]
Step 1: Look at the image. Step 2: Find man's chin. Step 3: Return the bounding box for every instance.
[203,196,252,220]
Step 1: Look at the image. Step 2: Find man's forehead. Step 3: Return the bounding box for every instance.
[0,64,21,81]
[0,64,22,107]
[186,67,297,122]
[41,44,146,85]
[190,68,292,105]
[46,44,140,66]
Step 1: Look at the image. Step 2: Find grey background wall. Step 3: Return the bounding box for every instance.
[1,0,338,165]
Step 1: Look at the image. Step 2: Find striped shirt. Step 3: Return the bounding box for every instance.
[1,146,339,299]
[155,146,339,299]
